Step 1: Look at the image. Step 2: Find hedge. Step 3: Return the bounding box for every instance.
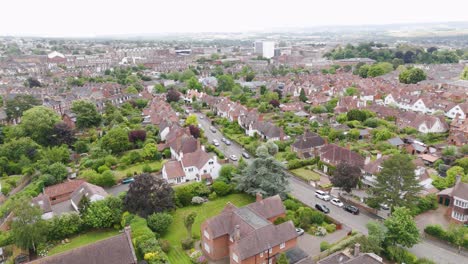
[424,224,468,249]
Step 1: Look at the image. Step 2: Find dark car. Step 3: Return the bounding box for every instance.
[315,204,330,214]
[343,205,360,215]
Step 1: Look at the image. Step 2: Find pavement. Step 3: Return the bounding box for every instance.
[297,229,349,258]
[194,110,468,264]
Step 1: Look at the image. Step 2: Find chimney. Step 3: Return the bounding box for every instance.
[456,175,462,185]
[256,192,263,202]
[234,225,241,242]
[354,243,360,257]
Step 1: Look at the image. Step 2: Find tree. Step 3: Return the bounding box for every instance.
[234,146,289,198]
[51,122,75,146]
[264,141,279,156]
[330,163,361,193]
[71,100,102,129]
[183,212,197,239]
[26,77,42,88]
[277,253,289,264]
[128,130,147,144]
[369,154,422,210]
[185,114,198,126]
[461,66,468,80]
[212,180,232,196]
[299,88,307,102]
[347,109,367,122]
[269,99,280,108]
[44,162,68,184]
[21,106,61,145]
[192,101,202,112]
[11,197,47,252]
[366,221,387,254]
[384,207,420,247]
[147,212,173,235]
[124,173,175,217]
[260,85,267,95]
[82,196,122,228]
[217,75,235,92]
[166,88,180,103]
[218,164,237,183]
[399,68,426,84]
[5,95,41,121]
[188,125,201,138]
[100,127,131,154]
[187,76,202,91]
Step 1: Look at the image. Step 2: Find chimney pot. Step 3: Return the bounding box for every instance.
[234,225,241,242]
[354,243,360,257]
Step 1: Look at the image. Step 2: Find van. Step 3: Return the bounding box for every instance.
[315,190,331,201]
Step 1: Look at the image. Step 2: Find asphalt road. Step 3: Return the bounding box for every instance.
[195,110,468,264]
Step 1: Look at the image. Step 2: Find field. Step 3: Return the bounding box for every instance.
[162,193,254,263]
[47,229,120,256]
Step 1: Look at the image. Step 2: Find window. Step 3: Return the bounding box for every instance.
[452,211,467,222]
[209,161,214,165]
[229,236,233,242]
[204,243,210,253]
[188,168,194,172]
[454,198,468,209]
[232,253,239,263]
[280,242,285,249]
[203,230,210,239]
[260,252,263,257]
[269,248,272,254]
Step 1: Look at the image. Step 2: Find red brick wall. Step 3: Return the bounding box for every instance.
[229,237,297,264]
[201,222,230,260]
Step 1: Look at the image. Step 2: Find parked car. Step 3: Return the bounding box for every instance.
[230,155,238,161]
[225,140,231,145]
[242,152,250,159]
[296,228,305,236]
[330,198,344,207]
[380,203,390,210]
[122,177,134,184]
[213,139,220,146]
[210,126,216,132]
[315,190,331,201]
[199,115,204,119]
[221,138,226,143]
[343,205,360,215]
[315,204,330,214]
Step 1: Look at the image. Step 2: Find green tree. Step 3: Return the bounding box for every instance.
[44,162,68,184]
[299,88,307,102]
[21,106,61,145]
[212,180,233,196]
[234,146,289,198]
[82,196,122,228]
[217,74,235,92]
[71,100,102,129]
[218,164,237,183]
[185,114,198,126]
[369,154,423,210]
[277,253,289,264]
[186,76,202,91]
[183,212,197,239]
[11,197,47,252]
[366,221,387,254]
[399,68,427,84]
[5,95,41,121]
[461,66,468,80]
[100,127,130,154]
[384,207,420,247]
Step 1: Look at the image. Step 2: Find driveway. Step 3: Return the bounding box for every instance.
[297,229,349,258]
[415,206,452,231]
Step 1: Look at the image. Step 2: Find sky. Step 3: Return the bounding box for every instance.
[1,0,468,37]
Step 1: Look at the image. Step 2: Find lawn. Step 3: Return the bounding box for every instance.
[163,193,255,264]
[48,229,120,256]
[291,168,321,182]
[115,160,166,179]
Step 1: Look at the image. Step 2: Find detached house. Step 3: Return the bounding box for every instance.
[318,144,365,173]
[162,148,221,184]
[201,195,298,264]
[437,179,468,224]
[445,102,468,120]
[291,131,325,158]
[397,112,448,133]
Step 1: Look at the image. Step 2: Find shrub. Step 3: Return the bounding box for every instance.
[208,192,217,200]
[424,225,445,238]
[147,213,173,235]
[181,238,194,250]
[160,240,171,253]
[325,223,336,233]
[320,241,331,252]
[97,165,110,173]
[315,226,327,236]
[283,199,300,211]
[142,164,152,173]
[191,196,205,205]
[385,245,418,264]
[47,213,83,241]
[212,181,232,196]
[274,217,288,225]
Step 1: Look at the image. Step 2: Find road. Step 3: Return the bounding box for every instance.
[195,111,468,264]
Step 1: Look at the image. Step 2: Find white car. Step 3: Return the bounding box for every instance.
[199,115,204,119]
[315,190,331,201]
[213,139,220,146]
[330,198,344,207]
[230,155,238,161]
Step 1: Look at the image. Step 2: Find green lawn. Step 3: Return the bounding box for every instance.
[163,193,255,264]
[291,168,321,182]
[48,229,120,256]
[115,160,166,179]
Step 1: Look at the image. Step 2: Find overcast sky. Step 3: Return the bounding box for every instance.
[2,0,467,37]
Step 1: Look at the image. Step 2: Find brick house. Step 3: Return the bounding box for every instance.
[318,144,365,173]
[291,131,325,158]
[44,180,85,205]
[437,178,468,224]
[201,195,298,264]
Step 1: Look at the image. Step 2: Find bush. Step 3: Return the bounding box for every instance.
[97,165,110,173]
[181,238,194,250]
[160,240,171,253]
[283,199,301,211]
[47,213,83,241]
[175,182,211,207]
[320,241,331,252]
[424,225,446,238]
[325,223,336,233]
[385,245,418,264]
[147,213,173,235]
[273,217,288,225]
[287,158,318,170]
[191,196,205,205]
[315,226,327,236]
[212,181,232,196]
[208,192,217,200]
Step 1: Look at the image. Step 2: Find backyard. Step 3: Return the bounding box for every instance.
[114,160,166,179]
[47,229,120,256]
[162,193,254,264]
[291,168,321,182]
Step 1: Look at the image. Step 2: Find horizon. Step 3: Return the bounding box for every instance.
[2,0,468,38]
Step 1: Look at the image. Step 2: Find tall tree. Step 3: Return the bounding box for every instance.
[217,74,235,92]
[166,88,180,103]
[51,122,75,146]
[234,146,289,198]
[384,207,420,248]
[71,100,102,129]
[299,88,307,102]
[11,197,47,252]
[183,212,197,239]
[21,106,61,145]
[330,163,361,193]
[123,173,175,217]
[366,221,387,254]
[5,95,41,121]
[100,127,130,154]
[369,154,422,210]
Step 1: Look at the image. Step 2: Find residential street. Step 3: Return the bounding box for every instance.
[195,111,468,264]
